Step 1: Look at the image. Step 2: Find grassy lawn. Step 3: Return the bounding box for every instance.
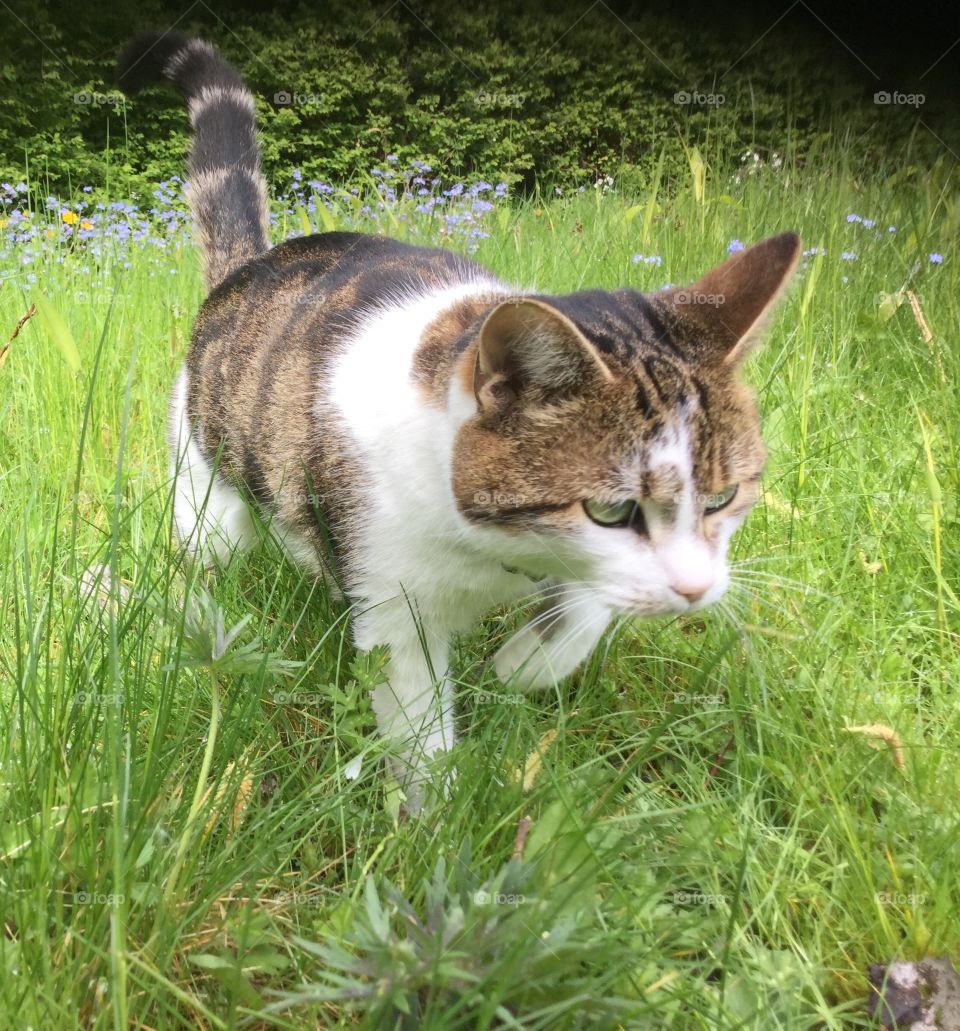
[0,145,957,1028]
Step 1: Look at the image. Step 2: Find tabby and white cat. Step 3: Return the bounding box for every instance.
[119,33,800,811]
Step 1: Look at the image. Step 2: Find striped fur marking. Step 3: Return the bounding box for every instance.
[119,30,802,810]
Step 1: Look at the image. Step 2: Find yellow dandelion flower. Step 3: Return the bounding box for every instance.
[80,219,93,230]
[61,211,79,225]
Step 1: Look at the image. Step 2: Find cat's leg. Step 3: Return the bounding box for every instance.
[494,583,612,692]
[169,368,257,567]
[355,605,454,814]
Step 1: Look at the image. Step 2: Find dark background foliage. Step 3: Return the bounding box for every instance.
[0,0,957,195]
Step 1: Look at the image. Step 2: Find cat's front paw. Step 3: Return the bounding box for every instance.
[493,624,560,692]
[494,592,612,692]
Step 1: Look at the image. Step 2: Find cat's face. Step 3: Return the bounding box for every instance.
[451,233,801,617]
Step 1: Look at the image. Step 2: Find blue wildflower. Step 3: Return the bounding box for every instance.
[727,240,745,254]
[841,251,858,260]
[929,252,943,264]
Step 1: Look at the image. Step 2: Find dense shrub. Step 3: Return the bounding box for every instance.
[0,0,950,197]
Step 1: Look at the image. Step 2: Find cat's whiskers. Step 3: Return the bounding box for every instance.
[728,561,830,597]
[724,581,792,620]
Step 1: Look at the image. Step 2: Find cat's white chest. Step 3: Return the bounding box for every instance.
[325,281,519,635]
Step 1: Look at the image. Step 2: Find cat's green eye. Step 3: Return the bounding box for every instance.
[583,498,636,527]
[703,484,739,514]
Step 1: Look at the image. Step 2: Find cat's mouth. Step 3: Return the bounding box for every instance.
[603,587,721,617]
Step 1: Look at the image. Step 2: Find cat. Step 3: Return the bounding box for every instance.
[118,32,801,813]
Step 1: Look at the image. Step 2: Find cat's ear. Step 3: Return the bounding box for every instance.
[474,298,613,411]
[660,232,802,365]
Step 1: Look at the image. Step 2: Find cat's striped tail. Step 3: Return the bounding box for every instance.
[117,32,270,290]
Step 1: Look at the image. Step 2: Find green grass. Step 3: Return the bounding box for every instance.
[1,145,958,1029]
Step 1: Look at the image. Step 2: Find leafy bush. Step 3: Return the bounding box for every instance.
[0,0,948,199]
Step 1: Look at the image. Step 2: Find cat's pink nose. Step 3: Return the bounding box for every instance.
[670,576,713,603]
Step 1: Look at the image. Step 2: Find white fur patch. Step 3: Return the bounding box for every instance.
[169,367,256,564]
[327,279,522,635]
[187,84,255,124]
[164,39,216,81]
[573,410,742,613]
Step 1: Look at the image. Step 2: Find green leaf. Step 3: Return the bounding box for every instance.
[877,289,906,323]
[316,202,338,232]
[33,291,81,372]
[641,147,666,245]
[295,204,312,236]
[364,875,390,942]
[133,837,155,869]
[688,146,705,206]
[799,242,824,321]
[190,952,265,1008]
[623,204,643,224]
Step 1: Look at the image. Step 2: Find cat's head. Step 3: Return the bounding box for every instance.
[452,232,801,616]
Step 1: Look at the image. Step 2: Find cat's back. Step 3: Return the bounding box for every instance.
[179,231,507,555]
[189,231,485,364]
[183,230,500,446]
